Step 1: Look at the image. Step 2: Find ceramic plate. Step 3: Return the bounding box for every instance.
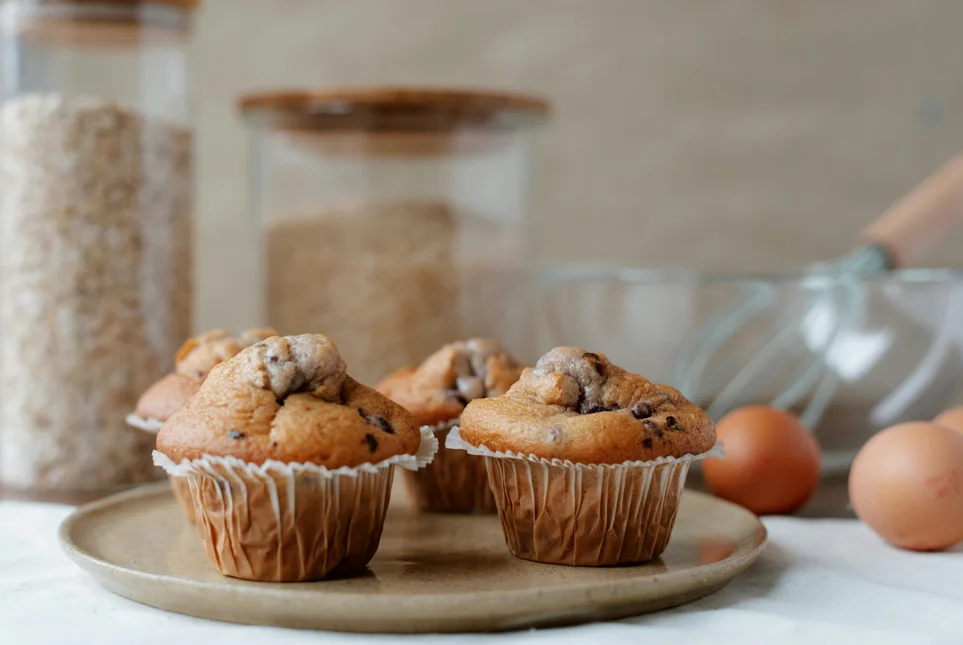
[59,482,766,633]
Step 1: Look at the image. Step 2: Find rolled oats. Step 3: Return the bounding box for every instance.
[0,94,192,492]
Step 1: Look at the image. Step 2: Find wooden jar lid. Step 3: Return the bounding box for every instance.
[7,0,197,47]
[20,0,198,9]
[238,87,551,133]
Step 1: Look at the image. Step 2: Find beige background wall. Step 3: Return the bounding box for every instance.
[192,0,963,331]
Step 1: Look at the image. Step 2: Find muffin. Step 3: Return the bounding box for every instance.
[377,339,524,513]
[153,333,437,582]
[127,328,277,522]
[448,347,719,566]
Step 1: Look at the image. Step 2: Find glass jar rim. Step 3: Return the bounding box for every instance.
[238,86,551,132]
[539,265,963,288]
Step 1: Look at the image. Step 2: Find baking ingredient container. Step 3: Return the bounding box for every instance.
[239,87,549,383]
[0,0,196,500]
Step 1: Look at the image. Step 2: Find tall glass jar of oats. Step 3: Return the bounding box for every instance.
[0,0,196,501]
[239,87,549,385]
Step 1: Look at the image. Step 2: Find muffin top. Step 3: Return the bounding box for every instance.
[376,338,525,426]
[459,347,716,464]
[134,328,277,423]
[156,334,420,468]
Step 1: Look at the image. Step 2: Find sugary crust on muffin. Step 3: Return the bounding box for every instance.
[133,328,277,423]
[376,338,525,426]
[157,334,420,467]
[459,347,716,463]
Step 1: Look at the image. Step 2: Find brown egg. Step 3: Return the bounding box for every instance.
[702,405,820,515]
[934,406,963,434]
[849,422,963,551]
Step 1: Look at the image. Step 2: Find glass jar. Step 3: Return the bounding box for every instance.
[239,87,549,384]
[0,0,196,501]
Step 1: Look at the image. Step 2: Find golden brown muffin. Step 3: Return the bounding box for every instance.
[460,347,715,464]
[154,334,433,582]
[159,334,420,467]
[132,327,277,524]
[133,373,203,426]
[376,338,524,513]
[451,346,717,567]
[134,327,277,423]
[377,338,524,426]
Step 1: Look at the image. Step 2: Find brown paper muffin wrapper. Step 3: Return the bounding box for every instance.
[446,426,724,566]
[403,420,497,514]
[125,414,197,524]
[169,475,197,523]
[152,426,438,582]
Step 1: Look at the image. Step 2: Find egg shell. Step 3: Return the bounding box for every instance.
[934,406,963,434]
[702,405,820,515]
[849,421,963,552]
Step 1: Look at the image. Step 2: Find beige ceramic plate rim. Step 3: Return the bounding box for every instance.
[59,482,768,632]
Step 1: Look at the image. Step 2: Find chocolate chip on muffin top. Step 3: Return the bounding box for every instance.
[376,338,525,426]
[134,328,278,423]
[458,347,716,464]
[156,334,420,468]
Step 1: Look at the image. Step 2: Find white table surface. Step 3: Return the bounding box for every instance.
[3,500,963,645]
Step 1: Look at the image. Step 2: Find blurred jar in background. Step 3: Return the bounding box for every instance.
[239,87,549,383]
[0,0,196,500]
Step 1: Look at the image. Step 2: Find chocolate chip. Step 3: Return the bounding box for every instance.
[582,404,609,415]
[360,409,394,434]
[666,415,681,431]
[631,401,653,420]
[227,430,245,440]
[267,355,279,363]
[583,352,601,361]
[364,434,379,453]
[642,419,664,438]
[366,415,394,434]
[642,438,653,449]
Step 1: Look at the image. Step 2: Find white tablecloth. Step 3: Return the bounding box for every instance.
[3,500,962,645]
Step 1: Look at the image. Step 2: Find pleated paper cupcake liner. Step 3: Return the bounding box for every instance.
[125,413,196,523]
[446,426,723,566]
[168,475,197,523]
[153,426,438,581]
[402,420,497,514]
[125,413,164,433]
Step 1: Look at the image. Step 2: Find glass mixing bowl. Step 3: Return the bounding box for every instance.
[538,267,963,514]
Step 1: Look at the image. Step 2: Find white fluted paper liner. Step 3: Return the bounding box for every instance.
[153,425,438,479]
[445,425,724,469]
[125,413,164,433]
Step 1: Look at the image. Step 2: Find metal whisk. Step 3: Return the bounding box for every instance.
[673,155,963,427]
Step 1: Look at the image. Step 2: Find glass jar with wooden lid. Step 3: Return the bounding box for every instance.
[0,0,197,501]
[239,86,550,384]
